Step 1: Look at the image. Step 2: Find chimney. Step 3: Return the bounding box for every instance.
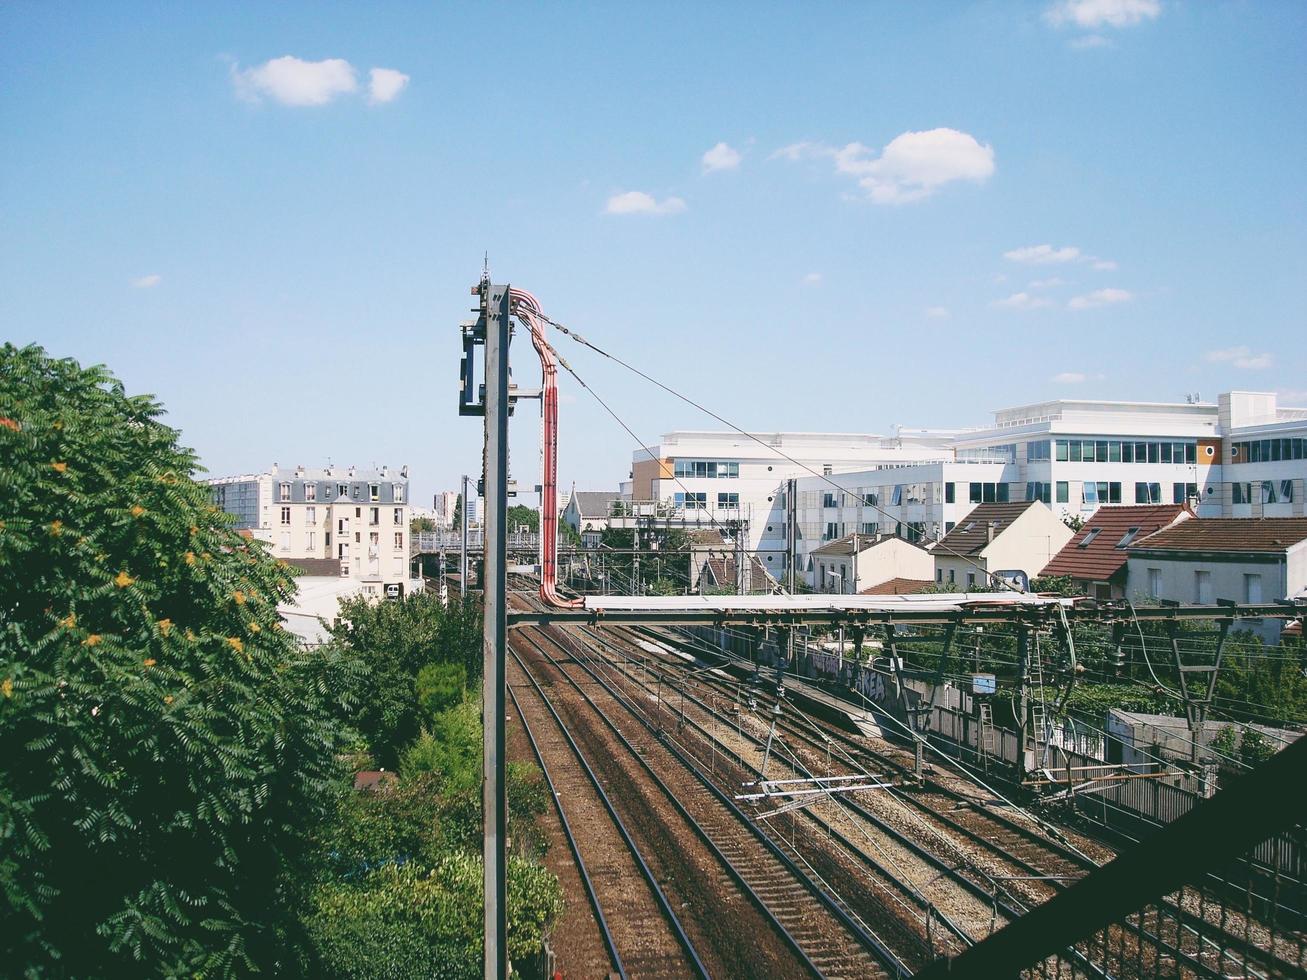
[401,465,409,479]
[987,521,997,544]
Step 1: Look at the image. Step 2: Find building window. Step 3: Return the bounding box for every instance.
[936,569,943,583]
[394,531,404,550]
[394,483,405,502]
[325,532,332,547]
[1077,528,1102,549]
[369,507,380,525]
[280,506,291,525]
[674,492,707,510]
[338,543,349,559]
[1232,482,1252,505]
[1261,480,1279,504]
[307,531,316,550]
[966,572,976,589]
[1026,481,1051,505]
[337,483,348,499]
[304,483,316,501]
[1056,482,1069,504]
[824,522,839,541]
[822,492,838,508]
[1027,439,1051,462]
[862,492,877,507]
[370,484,380,501]
[305,506,316,524]
[280,532,290,550]
[1147,568,1161,598]
[337,518,347,533]
[969,482,982,504]
[1116,527,1141,549]
[1244,573,1262,603]
[717,492,739,509]
[1135,482,1161,504]
[1281,480,1295,503]
[1194,570,1212,604]
[944,482,955,504]
[1172,483,1197,504]
[393,508,403,525]
[672,460,740,479]
[279,482,291,501]
[948,569,956,584]
[861,522,876,535]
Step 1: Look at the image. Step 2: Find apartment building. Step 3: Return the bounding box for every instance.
[209,463,412,595]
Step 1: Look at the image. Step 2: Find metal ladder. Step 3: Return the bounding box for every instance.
[978,702,997,763]
[1030,635,1051,762]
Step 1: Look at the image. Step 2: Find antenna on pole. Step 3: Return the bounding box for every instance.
[482,251,491,285]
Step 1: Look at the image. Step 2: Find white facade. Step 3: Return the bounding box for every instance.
[808,534,935,593]
[209,463,412,592]
[792,460,1012,580]
[630,430,958,578]
[616,391,1307,582]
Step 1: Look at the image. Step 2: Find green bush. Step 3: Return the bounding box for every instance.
[416,661,468,721]
[0,344,360,976]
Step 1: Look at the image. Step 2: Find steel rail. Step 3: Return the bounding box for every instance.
[518,625,912,977]
[607,622,1290,979]
[512,637,834,980]
[507,642,710,979]
[505,678,626,980]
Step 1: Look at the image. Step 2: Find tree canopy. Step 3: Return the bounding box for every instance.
[0,344,360,976]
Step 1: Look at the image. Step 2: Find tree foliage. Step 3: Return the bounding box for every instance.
[327,592,481,766]
[0,344,360,976]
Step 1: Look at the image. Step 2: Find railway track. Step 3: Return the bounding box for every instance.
[509,609,909,977]
[582,616,1305,979]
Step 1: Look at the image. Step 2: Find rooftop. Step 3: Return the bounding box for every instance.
[811,532,929,558]
[1042,505,1190,582]
[1129,518,1307,555]
[933,501,1042,556]
[860,577,934,596]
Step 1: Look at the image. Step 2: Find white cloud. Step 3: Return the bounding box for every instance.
[603,191,687,216]
[925,306,950,319]
[1052,371,1088,383]
[1027,277,1068,290]
[130,274,161,289]
[232,56,359,106]
[1068,287,1133,310]
[1205,346,1273,370]
[992,292,1054,311]
[1045,0,1161,29]
[368,67,409,104]
[802,272,823,285]
[1091,258,1118,270]
[1005,243,1082,264]
[702,142,742,173]
[773,128,994,204]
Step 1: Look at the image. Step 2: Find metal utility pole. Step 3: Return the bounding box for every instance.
[785,478,797,594]
[460,474,470,594]
[1016,623,1031,784]
[477,281,512,980]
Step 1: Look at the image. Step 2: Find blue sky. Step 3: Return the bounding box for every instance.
[3,1,1304,506]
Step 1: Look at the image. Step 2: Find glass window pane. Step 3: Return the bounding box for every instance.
[1056,481,1069,503]
[1056,440,1069,462]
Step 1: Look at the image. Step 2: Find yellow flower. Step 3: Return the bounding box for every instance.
[130,505,145,518]
[233,590,246,605]
[184,551,196,566]
[158,618,172,635]
[164,695,174,705]
[248,622,261,633]
[189,525,198,535]
[61,612,76,628]
[185,629,196,641]
[2,677,12,699]
[52,420,62,430]
[143,658,157,668]
[49,520,63,536]
[84,634,102,647]
[227,637,244,654]
[114,570,134,588]
[51,461,67,473]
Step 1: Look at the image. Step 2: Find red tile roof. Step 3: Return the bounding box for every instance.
[934,502,1040,556]
[859,577,934,595]
[1043,505,1189,582]
[1129,518,1307,555]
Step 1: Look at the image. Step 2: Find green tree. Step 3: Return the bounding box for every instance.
[327,591,482,766]
[452,494,463,531]
[0,344,360,976]
[506,505,538,533]
[416,661,467,722]
[410,516,436,533]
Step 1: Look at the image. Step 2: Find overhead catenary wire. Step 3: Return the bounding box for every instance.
[538,311,1023,594]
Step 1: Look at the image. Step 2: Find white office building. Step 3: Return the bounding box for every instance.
[629,430,955,578]
[619,392,1307,588]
